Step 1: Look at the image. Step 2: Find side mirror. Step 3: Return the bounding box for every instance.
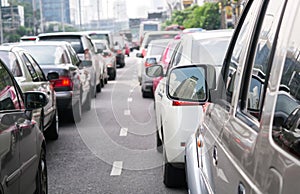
[136,53,143,58]
[103,51,110,57]
[47,72,59,81]
[81,60,93,67]
[97,48,103,54]
[146,65,163,77]
[24,92,48,110]
[167,65,208,102]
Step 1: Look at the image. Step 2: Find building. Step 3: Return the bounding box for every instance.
[42,0,71,24]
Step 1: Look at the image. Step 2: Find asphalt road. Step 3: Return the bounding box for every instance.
[46,54,188,194]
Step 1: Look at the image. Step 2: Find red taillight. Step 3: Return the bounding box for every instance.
[144,61,152,67]
[51,76,73,89]
[84,49,91,60]
[142,49,147,57]
[172,100,202,106]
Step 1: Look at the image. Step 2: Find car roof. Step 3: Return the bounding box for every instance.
[148,39,172,45]
[183,29,234,41]
[84,30,112,34]
[18,41,71,46]
[38,32,90,38]
[144,31,179,36]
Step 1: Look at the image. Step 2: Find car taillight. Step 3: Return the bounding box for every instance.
[172,100,202,106]
[144,61,152,67]
[51,76,73,89]
[107,63,113,67]
[84,49,91,60]
[142,49,147,57]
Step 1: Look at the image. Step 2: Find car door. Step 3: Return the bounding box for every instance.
[0,61,25,194]
[200,0,264,193]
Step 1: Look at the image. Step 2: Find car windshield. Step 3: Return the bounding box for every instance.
[19,45,68,65]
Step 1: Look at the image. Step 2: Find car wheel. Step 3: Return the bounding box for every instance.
[83,91,92,111]
[44,110,59,140]
[35,148,48,194]
[104,77,108,84]
[156,130,162,153]
[96,83,101,93]
[109,69,116,80]
[101,78,105,88]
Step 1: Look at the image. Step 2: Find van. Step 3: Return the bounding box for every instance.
[185,0,300,193]
[86,31,115,51]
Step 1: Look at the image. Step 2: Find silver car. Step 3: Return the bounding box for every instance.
[0,45,59,140]
[185,0,300,193]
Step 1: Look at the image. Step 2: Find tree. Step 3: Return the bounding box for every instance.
[163,3,221,30]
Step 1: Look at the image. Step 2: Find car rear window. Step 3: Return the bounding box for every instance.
[39,36,84,53]
[19,45,69,65]
[144,34,176,48]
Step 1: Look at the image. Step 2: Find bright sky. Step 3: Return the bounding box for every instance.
[126,0,167,18]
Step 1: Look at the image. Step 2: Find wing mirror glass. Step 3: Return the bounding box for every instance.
[167,65,208,102]
[24,92,48,110]
[146,65,163,77]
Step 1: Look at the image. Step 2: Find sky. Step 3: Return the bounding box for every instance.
[126,0,167,18]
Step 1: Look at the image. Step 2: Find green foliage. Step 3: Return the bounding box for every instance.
[164,3,221,30]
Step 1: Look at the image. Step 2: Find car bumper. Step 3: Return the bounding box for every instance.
[55,91,76,110]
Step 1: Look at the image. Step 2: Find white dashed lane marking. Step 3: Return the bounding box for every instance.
[110,161,123,176]
[124,110,131,115]
[127,97,133,102]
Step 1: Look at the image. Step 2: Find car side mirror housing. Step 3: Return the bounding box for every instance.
[47,72,59,81]
[24,92,48,110]
[146,65,163,77]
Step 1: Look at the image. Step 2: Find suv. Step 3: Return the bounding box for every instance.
[185,0,300,193]
[37,32,103,97]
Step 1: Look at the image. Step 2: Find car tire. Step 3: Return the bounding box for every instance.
[156,130,163,153]
[35,148,48,194]
[104,77,108,84]
[109,69,116,80]
[163,147,186,188]
[96,83,101,93]
[101,78,105,88]
[44,110,59,140]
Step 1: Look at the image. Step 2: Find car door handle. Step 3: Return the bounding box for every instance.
[212,145,218,166]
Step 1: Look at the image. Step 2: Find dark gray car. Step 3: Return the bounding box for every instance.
[0,59,48,194]
[185,0,300,193]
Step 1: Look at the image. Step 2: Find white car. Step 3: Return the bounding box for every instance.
[150,29,233,187]
[141,39,171,97]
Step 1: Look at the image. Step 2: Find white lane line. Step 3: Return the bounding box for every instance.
[127,97,133,102]
[124,110,131,115]
[119,128,128,136]
[110,161,123,176]
[130,89,134,93]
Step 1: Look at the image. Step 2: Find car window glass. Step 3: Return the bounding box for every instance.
[0,62,21,111]
[0,51,22,77]
[25,53,46,81]
[242,1,284,120]
[174,45,183,67]
[21,53,40,82]
[224,0,259,105]
[272,8,300,160]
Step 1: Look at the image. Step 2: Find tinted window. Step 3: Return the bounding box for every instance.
[242,1,284,120]
[20,53,40,82]
[272,6,300,160]
[148,43,166,56]
[144,24,158,31]
[24,53,46,81]
[223,0,260,105]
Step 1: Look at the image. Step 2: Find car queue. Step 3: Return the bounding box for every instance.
[0,30,123,194]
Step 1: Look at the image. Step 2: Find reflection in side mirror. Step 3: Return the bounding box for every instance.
[24,92,48,110]
[81,60,93,67]
[146,65,163,77]
[168,65,207,102]
[47,72,59,81]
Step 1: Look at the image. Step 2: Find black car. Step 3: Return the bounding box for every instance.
[114,43,125,68]
[0,58,48,194]
[19,41,92,122]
